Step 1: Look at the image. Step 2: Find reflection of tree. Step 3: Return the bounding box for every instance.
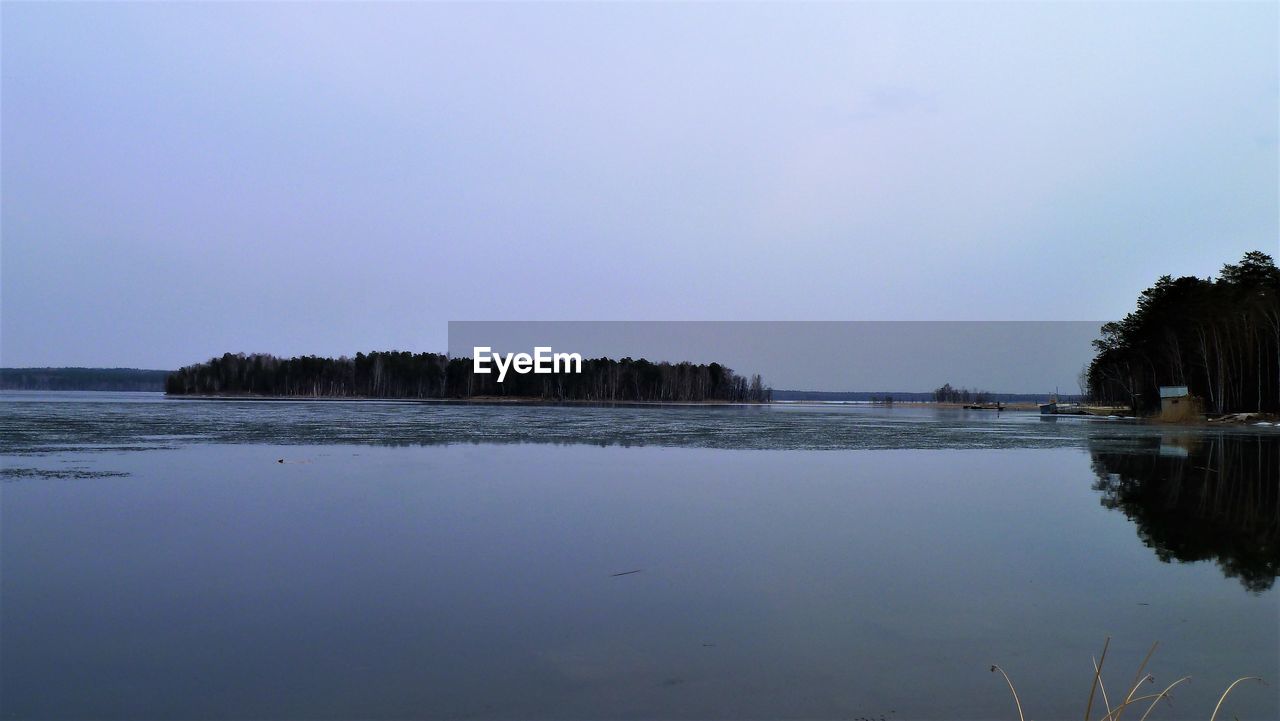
[1089,433,1279,592]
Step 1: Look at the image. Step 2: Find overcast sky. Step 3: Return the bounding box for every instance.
[2,2,1276,370]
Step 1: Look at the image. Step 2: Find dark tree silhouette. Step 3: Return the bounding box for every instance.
[1087,251,1280,414]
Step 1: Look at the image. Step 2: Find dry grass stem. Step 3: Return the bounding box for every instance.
[991,641,1264,721]
[1208,677,1264,721]
[990,664,1026,721]
[1085,636,1112,721]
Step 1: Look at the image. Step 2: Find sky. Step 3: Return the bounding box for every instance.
[2,2,1276,372]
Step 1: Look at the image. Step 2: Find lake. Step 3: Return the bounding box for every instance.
[2,392,1276,720]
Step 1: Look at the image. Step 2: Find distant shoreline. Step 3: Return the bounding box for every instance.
[12,389,1278,425]
[1,367,169,392]
[159,394,759,406]
[0,387,1092,412]
[156,395,1045,412]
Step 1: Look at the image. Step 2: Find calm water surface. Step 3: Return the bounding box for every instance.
[2,393,1277,719]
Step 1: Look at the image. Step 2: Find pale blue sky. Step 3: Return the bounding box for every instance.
[2,2,1276,369]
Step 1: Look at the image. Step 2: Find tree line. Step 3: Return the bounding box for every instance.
[1,367,169,392]
[932,383,996,404]
[1087,251,1280,414]
[165,351,771,402]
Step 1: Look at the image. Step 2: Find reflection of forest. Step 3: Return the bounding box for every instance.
[1089,433,1279,592]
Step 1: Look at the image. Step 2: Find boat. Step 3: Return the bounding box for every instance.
[1039,393,1058,415]
[964,403,1004,411]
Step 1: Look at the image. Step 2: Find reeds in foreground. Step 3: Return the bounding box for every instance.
[991,638,1266,721]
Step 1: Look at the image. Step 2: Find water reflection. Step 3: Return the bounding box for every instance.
[1089,432,1279,592]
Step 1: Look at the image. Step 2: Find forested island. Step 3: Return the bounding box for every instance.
[165,352,772,403]
[1,367,169,391]
[1087,251,1280,414]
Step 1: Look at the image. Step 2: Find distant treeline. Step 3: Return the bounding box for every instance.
[1088,251,1280,414]
[931,383,996,404]
[165,351,771,402]
[1,367,169,392]
[772,389,1070,403]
